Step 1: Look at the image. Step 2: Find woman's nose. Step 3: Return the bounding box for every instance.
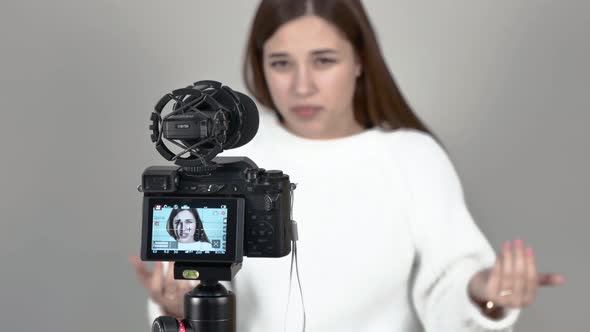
[292,65,317,97]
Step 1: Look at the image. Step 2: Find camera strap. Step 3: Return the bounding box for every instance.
[284,183,306,332]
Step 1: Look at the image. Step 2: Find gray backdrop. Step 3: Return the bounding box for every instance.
[0,1,587,331]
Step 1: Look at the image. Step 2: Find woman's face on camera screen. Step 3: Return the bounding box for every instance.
[263,15,362,139]
[173,210,196,243]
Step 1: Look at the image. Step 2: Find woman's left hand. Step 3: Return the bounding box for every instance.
[468,239,565,310]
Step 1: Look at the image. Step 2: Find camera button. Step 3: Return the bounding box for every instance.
[263,245,274,254]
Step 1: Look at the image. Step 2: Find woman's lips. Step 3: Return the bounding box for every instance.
[290,105,323,119]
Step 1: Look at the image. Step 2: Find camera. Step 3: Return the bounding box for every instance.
[138,80,298,332]
[139,80,296,282]
[140,157,294,261]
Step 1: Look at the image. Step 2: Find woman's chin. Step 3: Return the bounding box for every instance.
[288,121,328,139]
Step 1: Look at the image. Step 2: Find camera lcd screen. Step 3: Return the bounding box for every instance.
[142,197,244,262]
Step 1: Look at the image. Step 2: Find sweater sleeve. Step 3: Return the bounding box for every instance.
[146,262,169,330]
[396,130,520,331]
[147,297,164,329]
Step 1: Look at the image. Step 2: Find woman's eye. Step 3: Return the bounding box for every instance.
[269,60,291,69]
[314,57,337,67]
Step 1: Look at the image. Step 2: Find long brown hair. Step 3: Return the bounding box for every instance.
[243,0,438,138]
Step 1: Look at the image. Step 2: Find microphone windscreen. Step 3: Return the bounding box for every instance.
[229,92,259,149]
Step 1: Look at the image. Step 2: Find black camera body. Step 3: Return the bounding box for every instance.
[140,156,293,266]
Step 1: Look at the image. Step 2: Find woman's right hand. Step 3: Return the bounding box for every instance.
[128,256,196,319]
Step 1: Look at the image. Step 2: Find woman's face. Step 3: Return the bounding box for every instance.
[263,15,363,139]
[173,210,196,243]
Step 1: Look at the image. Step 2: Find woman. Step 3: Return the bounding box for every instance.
[166,208,212,248]
[130,0,565,330]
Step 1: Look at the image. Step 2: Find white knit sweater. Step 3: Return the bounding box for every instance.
[147,110,520,331]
